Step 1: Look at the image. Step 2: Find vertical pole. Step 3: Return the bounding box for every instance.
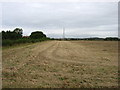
[63,27,65,40]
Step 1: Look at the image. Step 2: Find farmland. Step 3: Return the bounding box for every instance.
[2,41,118,88]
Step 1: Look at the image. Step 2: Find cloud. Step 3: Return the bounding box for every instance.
[1,2,118,38]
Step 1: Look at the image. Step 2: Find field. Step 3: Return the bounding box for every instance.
[2,41,118,88]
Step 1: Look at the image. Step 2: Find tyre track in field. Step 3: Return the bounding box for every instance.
[40,41,97,64]
[2,40,101,72]
[14,41,59,71]
[2,41,118,88]
[2,41,57,71]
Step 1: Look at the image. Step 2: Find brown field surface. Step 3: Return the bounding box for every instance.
[2,41,118,88]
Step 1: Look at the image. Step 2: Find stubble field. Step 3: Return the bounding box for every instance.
[2,41,118,88]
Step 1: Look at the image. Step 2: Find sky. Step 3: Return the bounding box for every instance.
[0,1,118,38]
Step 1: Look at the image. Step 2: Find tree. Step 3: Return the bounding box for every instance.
[2,30,22,40]
[13,28,23,35]
[104,37,119,41]
[30,31,46,39]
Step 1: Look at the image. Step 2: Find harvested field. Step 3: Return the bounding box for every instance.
[2,41,118,88]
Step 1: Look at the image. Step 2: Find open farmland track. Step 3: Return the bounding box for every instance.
[2,41,118,88]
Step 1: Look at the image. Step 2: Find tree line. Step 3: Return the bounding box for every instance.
[1,28,119,46]
[1,28,50,46]
[51,37,119,41]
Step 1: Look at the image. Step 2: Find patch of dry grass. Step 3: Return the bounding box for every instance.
[2,41,118,88]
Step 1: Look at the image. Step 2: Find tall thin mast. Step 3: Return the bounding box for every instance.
[63,27,65,40]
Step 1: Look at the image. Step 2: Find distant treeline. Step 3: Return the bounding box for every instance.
[1,28,50,46]
[51,37,120,41]
[1,28,119,46]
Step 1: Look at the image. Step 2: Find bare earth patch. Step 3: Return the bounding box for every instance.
[2,41,118,88]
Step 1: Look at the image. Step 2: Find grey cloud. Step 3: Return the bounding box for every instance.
[1,2,118,38]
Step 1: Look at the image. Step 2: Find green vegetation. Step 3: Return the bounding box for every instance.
[30,31,46,39]
[2,38,49,46]
[2,28,22,40]
[1,28,50,47]
[51,37,119,41]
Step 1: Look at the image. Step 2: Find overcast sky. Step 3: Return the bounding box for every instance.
[0,2,118,38]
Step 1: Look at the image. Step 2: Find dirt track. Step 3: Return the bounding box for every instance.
[2,41,118,88]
